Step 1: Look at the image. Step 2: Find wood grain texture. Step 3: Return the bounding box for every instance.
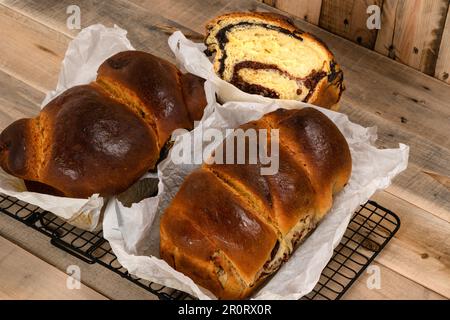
[435,6,450,83]
[423,171,450,191]
[377,238,450,298]
[373,0,397,57]
[262,0,323,25]
[0,211,157,299]
[371,192,450,298]
[0,235,106,299]
[375,0,450,75]
[261,0,450,83]
[337,46,450,222]
[319,0,383,49]
[132,0,264,35]
[342,261,445,300]
[0,71,42,130]
[1,0,203,64]
[0,4,69,92]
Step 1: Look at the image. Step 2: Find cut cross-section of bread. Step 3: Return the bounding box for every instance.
[205,12,344,110]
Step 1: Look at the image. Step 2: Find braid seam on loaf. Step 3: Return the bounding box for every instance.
[94,79,161,150]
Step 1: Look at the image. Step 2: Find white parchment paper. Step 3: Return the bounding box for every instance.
[101,31,409,299]
[0,24,410,299]
[0,24,135,230]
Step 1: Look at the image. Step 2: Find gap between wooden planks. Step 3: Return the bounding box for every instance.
[0,0,448,300]
[0,235,106,299]
[435,7,450,83]
[264,0,450,83]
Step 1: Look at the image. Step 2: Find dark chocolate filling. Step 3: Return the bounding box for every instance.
[303,70,327,101]
[231,62,280,98]
[327,60,345,100]
[209,21,344,102]
[269,240,281,260]
[230,60,327,101]
[214,21,304,78]
[328,60,343,83]
[258,216,315,281]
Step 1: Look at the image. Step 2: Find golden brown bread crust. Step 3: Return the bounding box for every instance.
[1,85,159,198]
[163,169,278,284]
[263,108,351,216]
[204,12,344,110]
[160,212,226,296]
[160,107,352,299]
[0,119,32,178]
[180,73,208,122]
[0,51,207,198]
[206,12,314,42]
[97,51,207,148]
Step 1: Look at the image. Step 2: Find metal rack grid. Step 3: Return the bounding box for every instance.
[0,194,399,300]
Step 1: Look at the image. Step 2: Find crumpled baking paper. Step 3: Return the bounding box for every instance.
[101,31,409,299]
[0,24,135,230]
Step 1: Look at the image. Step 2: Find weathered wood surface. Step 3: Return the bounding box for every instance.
[0,235,106,299]
[263,0,323,25]
[342,261,445,300]
[0,0,448,299]
[261,0,450,82]
[374,0,450,75]
[319,0,383,49]
[435,6,450,84]
[0,211,157,300]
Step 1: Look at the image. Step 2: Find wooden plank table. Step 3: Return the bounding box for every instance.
[0,235,106,299]
[0,0,448,300]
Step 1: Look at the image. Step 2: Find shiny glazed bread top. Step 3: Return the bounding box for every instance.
[0,51,207,198]
[160,107,352,299]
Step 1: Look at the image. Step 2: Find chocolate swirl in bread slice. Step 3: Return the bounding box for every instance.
[205,12,344,110]
[160,108,352,299]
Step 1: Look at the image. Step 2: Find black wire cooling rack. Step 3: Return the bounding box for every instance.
[0,194,400,300]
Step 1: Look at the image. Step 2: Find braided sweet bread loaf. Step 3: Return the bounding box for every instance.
[0,51,207,198]
[160,107,352,299]
[205,12,344,110]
